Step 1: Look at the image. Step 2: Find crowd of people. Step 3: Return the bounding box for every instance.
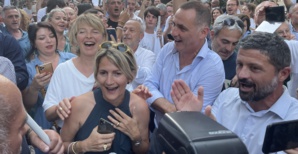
[1,0,298,153]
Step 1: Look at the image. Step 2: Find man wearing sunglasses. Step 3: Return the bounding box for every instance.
[145,1,225,153]
[210,15,244,89]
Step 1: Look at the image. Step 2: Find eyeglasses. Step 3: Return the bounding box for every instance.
[100,41,130,53]
[221,18,244,30]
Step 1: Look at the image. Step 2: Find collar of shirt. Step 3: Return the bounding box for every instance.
[290,21,298,33]
[241,86,292,119]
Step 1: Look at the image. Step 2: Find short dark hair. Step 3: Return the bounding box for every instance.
[180,1,211,27]
[245,3,256,18]
[231,0,239,6]
[77,3,93,16]
[238,32,291,72]
[83,8,104,15]
[237,14,250,32]
[46,0,66,13]
[27,22,58,60]
[144,6,160,19]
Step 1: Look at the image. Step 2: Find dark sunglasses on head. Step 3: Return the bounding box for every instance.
[100,41,130,53]
[222,18,244,30]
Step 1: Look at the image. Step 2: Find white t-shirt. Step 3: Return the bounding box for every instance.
[126,46,155,91]
[131,13,144,25]
[250,18,256,29]
[139,32,162,56]
[43,59,95,127]
[37,7,47,22]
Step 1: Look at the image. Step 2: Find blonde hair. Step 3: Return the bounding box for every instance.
[46,8,66,22]
[94,47,137,82]
[68,13,107,54]
[18,9,30,31]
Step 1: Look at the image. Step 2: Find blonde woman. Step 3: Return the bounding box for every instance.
[46,8,70,52]
[43,14,107,128]
[61,42,150,154]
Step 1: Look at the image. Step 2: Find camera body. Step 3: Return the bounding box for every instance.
[265,6,285,22]
[157,112,248,154]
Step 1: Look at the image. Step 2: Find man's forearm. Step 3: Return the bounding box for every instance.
[151,98,176,114]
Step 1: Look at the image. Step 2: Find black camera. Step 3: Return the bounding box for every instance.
[156,112,248,154]
[265,6,285,22]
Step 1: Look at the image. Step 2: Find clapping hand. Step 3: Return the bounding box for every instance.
[171,80,203,112]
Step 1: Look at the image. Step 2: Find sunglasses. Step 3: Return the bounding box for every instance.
[99,41,135,70]
[100,41,130,53]
[221,18,244,30]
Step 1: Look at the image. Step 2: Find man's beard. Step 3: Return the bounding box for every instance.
[239,76,278,102]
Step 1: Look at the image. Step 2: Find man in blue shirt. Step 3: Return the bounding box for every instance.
[147,2,225,153]
[1,6,31,57]
[172,32,298,154]
[144,0,224,129]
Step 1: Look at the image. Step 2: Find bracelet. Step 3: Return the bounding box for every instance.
[72,141,78,154]
[116,26,123,30]
[67,142,74,154]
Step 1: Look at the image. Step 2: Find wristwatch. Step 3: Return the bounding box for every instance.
[133,139,142,146]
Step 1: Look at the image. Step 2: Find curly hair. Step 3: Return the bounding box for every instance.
[18,9,30,31]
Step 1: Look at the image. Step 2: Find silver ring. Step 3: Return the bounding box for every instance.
[103,143,108,151]
[59,107,63,111]
[116,122,120,127]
